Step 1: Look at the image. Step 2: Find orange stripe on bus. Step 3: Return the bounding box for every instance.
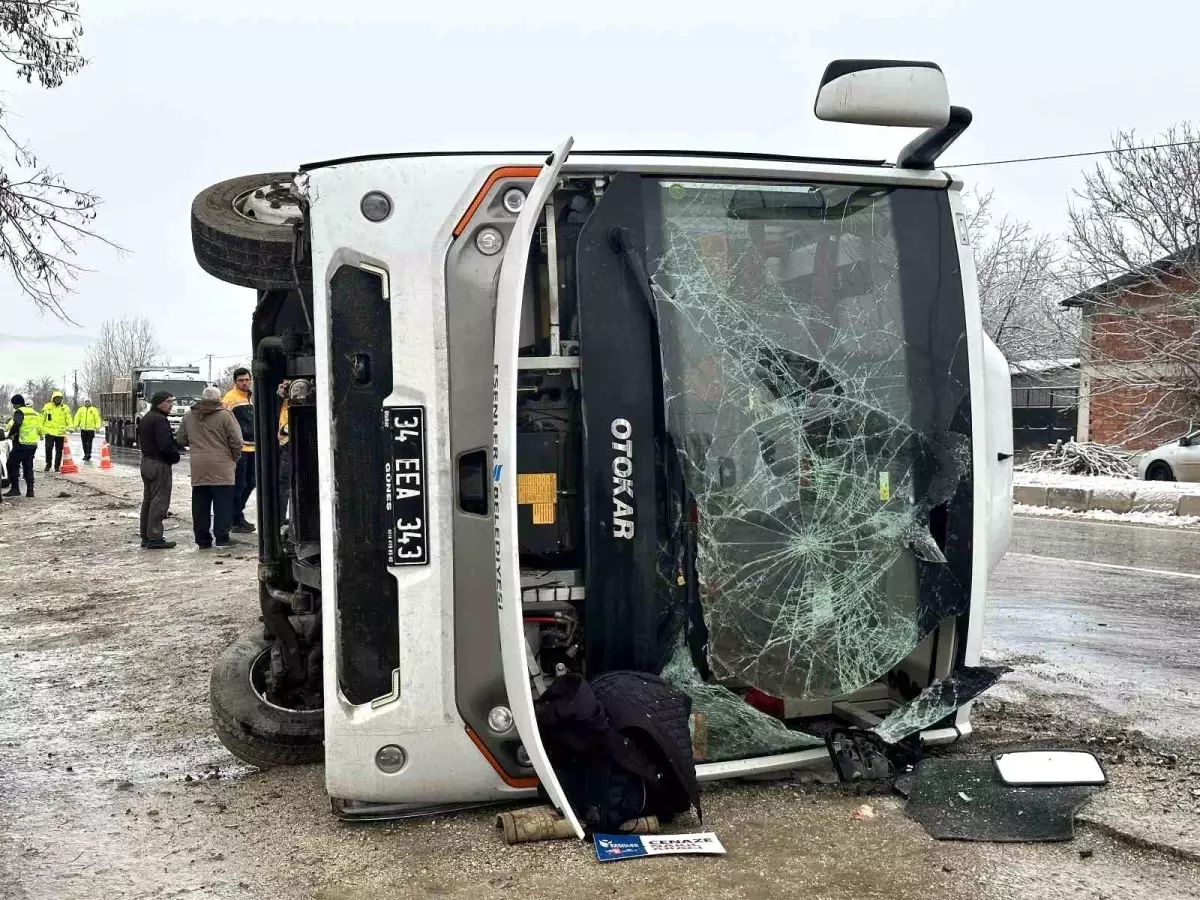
[464,726,539,789]
[452,166,542,236]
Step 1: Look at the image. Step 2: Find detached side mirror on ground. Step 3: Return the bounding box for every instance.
[994,750,1107,786]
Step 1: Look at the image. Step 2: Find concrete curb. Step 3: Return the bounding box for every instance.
[1014,482,1200,517]
[1077,815,1200,864]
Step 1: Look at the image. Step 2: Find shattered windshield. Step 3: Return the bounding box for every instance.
[651,180,973,709]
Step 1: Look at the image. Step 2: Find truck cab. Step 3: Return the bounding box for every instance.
[192,59,1012,829]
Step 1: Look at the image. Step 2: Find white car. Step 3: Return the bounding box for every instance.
[1138,431,1200,482]
[0,436,9,488]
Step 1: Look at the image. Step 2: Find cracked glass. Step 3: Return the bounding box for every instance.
[651,180,973,713]
[871,665,1009,744]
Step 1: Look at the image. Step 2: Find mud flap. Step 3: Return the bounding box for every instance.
[492,137,585,839]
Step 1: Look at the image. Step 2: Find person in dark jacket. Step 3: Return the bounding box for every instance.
[5,394,41,498]
[138,390,181,550]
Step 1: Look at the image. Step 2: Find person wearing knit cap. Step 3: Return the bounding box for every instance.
[5,394,41,498]
[136,390,181,549]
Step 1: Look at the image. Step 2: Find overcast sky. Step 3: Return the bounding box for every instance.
[1,0,1196,389]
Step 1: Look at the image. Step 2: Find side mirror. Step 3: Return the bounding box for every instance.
[994,750,1106,786]
[1180,436,1191,447]
[814,59,950,128]
[136,382,145,398]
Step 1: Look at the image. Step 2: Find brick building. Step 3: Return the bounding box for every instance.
[1062,252,1200,450]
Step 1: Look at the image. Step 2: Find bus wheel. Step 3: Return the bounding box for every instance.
[210,631,323,768]
[191,172,311,291]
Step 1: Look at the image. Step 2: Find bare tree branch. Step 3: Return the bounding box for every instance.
[1066,124,1200,445]
[80,317,162,397]
[0,1,122,321]
[19,372,56,408]
[962,189,1075,362]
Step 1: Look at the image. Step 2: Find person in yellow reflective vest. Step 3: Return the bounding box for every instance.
[277,380,291,517]
[5,393,43,497]
[40,390,72,472]
[73,398,103,462]
[221,368,256,533]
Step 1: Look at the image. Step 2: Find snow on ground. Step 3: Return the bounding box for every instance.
[1014,468,1200,495]
[1014,503,1200,529]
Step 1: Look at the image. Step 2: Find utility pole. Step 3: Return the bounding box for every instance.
[72,369,79,407]
[207,354,214,384]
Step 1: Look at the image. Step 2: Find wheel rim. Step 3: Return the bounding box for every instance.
[233,181,302,227]
[249,648,322,714]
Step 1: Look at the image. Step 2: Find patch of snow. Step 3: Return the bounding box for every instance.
[1009,357,1079,376]
[1014,503,1200,530]
[1014,469,1200,495]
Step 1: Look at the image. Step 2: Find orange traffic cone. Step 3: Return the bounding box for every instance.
[99,441,113,471]
[59,439,79,475]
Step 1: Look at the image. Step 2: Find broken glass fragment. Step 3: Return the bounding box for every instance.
[871,665,1010,744]
[662,642,823,763]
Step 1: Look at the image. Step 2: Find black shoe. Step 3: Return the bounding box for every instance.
[44,466,50,472]
[25,489,33,498]
[214,537,244,547]
[3,489,18,497]
[230,522,256,534]
[144,539,176,550]
[196,544,213,550]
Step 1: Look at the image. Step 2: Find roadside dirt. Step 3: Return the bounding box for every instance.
[1,463,1198,900]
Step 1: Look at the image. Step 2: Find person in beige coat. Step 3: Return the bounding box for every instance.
[175,386,244,549]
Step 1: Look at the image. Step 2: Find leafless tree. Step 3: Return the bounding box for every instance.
[0,381,15,405]
[1064,124,1200,445]
[0,1,120,320]
[80,316,162,397]
[963,190,1073,363]
[20,373,56,408]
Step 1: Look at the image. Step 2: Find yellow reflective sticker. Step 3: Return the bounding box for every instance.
[518,473,557,506]
[668,183,686,200]
[879,471,891,502]
[532,502,556,525]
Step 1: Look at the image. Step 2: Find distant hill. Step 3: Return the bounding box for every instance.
[0,333,95,389]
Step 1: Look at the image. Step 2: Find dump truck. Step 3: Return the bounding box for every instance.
[99,366,210,447]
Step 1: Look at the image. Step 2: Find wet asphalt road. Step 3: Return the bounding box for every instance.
[987,516,1200,742]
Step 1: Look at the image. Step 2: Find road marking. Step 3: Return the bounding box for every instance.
[1007,552,1200,580]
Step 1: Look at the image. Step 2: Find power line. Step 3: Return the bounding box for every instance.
[946,138,1200,169]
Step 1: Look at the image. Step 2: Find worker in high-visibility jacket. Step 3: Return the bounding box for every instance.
[221,368,256,533]
[5,393,43,497]
[277,380,291,518]
[40,390,72,472]
[73,398,103,462]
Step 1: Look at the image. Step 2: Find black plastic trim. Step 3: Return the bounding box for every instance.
[301,148,888,173]
[819,59,942,88]
[898,106,974,171]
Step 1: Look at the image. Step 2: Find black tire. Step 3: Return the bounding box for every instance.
[1146,461,1175,482]
[191,172,311,291]
[210,631,323,768]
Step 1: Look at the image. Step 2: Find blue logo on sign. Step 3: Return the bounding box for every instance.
[594,834,646,862]
[493,464,503,481]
